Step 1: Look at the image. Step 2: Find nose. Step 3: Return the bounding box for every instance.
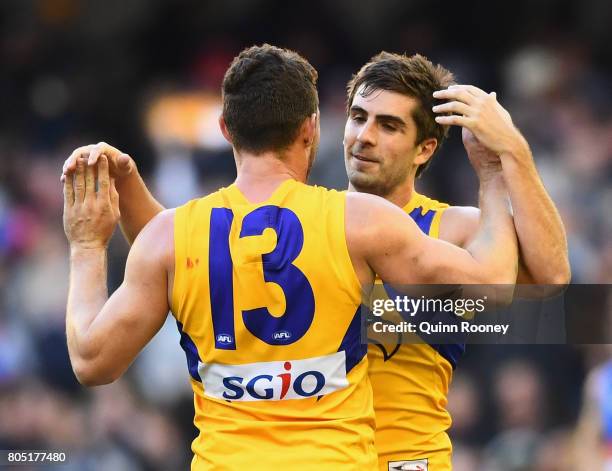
[356,119,376,146]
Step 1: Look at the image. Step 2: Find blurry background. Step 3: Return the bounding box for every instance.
[0,0,611,469]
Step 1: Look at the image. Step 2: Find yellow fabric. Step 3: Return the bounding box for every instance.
[172,179,376,470]
[369,192,453,471]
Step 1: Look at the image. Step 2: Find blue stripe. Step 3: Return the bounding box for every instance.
[176,321,202,382]
[338,306,367,374]
[209,208,237,350]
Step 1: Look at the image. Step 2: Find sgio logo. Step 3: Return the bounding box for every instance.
[223,361,324,400]
[200,352,350,402]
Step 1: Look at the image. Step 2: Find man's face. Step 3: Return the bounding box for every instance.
[344,86,422,197]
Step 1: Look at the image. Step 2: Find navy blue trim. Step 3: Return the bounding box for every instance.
[338,306,368,374]
[176,320,202,382]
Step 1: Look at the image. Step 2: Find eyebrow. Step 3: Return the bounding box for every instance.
[350,105,407,129]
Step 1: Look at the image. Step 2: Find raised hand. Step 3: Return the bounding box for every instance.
[61,141,134,182]
[63,155,120,249]
[432,85,526,157]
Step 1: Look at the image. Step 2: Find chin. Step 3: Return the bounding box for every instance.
[349,175,382,194]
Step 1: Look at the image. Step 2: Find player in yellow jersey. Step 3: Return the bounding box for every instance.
[62,45,518,470]
[343,53,570,470]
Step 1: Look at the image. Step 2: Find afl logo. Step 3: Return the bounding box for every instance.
[216,334,234,345]
[273,330,292,341]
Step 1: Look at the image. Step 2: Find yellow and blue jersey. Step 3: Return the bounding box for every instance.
[369,191,464,471]
[171,179,377,470]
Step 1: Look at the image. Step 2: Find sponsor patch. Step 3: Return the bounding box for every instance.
[200,351,349,401]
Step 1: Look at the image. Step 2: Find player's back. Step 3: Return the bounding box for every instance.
[171,179,376,470]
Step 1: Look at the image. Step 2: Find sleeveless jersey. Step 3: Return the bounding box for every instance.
[368,191,464,471]
[171,179,376,470]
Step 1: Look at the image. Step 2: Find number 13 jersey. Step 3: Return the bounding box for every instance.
[171,179,375,470]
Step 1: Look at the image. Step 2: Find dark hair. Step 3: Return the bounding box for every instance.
[222,44,319,154]
[346,52,455,177]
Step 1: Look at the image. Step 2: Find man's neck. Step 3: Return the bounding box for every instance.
[234,150,307,203]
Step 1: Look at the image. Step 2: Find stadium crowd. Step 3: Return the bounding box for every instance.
[0,1,610,469]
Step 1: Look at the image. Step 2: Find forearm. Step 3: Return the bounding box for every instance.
[116,171,165,244]
[466,174,518,284]
[67,247,109,364]
[501,139,570,285]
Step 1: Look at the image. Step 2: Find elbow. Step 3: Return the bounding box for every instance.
[535,261,572,292]
[486,266,519,287]
[71,357,119,387]
[480,268,518,307]
[551,263,571,288]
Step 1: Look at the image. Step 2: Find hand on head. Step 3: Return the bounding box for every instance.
[432,84,521,157]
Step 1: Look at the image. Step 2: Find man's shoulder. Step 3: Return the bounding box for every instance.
[133,208,175,266]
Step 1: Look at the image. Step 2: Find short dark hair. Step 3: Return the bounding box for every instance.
[346,52,455,177]
[222,44,319,154]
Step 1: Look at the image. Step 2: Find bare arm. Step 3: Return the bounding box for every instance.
[500,140,570,285]
[346,172,518,288]
[114,167,165,243]
[433,85,570,287]
[64,155,172,386]
[62,142,165,244]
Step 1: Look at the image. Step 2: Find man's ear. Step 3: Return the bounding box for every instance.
[301,113,318,147]
[413,138,438,166]
[219,115,232,144]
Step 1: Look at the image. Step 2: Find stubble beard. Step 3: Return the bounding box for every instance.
[347,160,409,199]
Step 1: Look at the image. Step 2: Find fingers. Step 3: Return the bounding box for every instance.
[98,157,120,219]
[62,145,94,180]
[88,141,121,166]
[63,171,75,208]
[434,115,473,127]
[109,177,120,218]
[432,100,472,116]
[116,152,132,173]
[97,155,111,201]
[433,85,492,105]
[62,142,133,184]
[88,142,109,166]
[449,84,488,97]
[85,158,96,203]
[74,157,86,202]
[433,87,476,105]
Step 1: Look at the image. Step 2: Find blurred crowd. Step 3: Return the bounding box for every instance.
[0,0,610,469]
